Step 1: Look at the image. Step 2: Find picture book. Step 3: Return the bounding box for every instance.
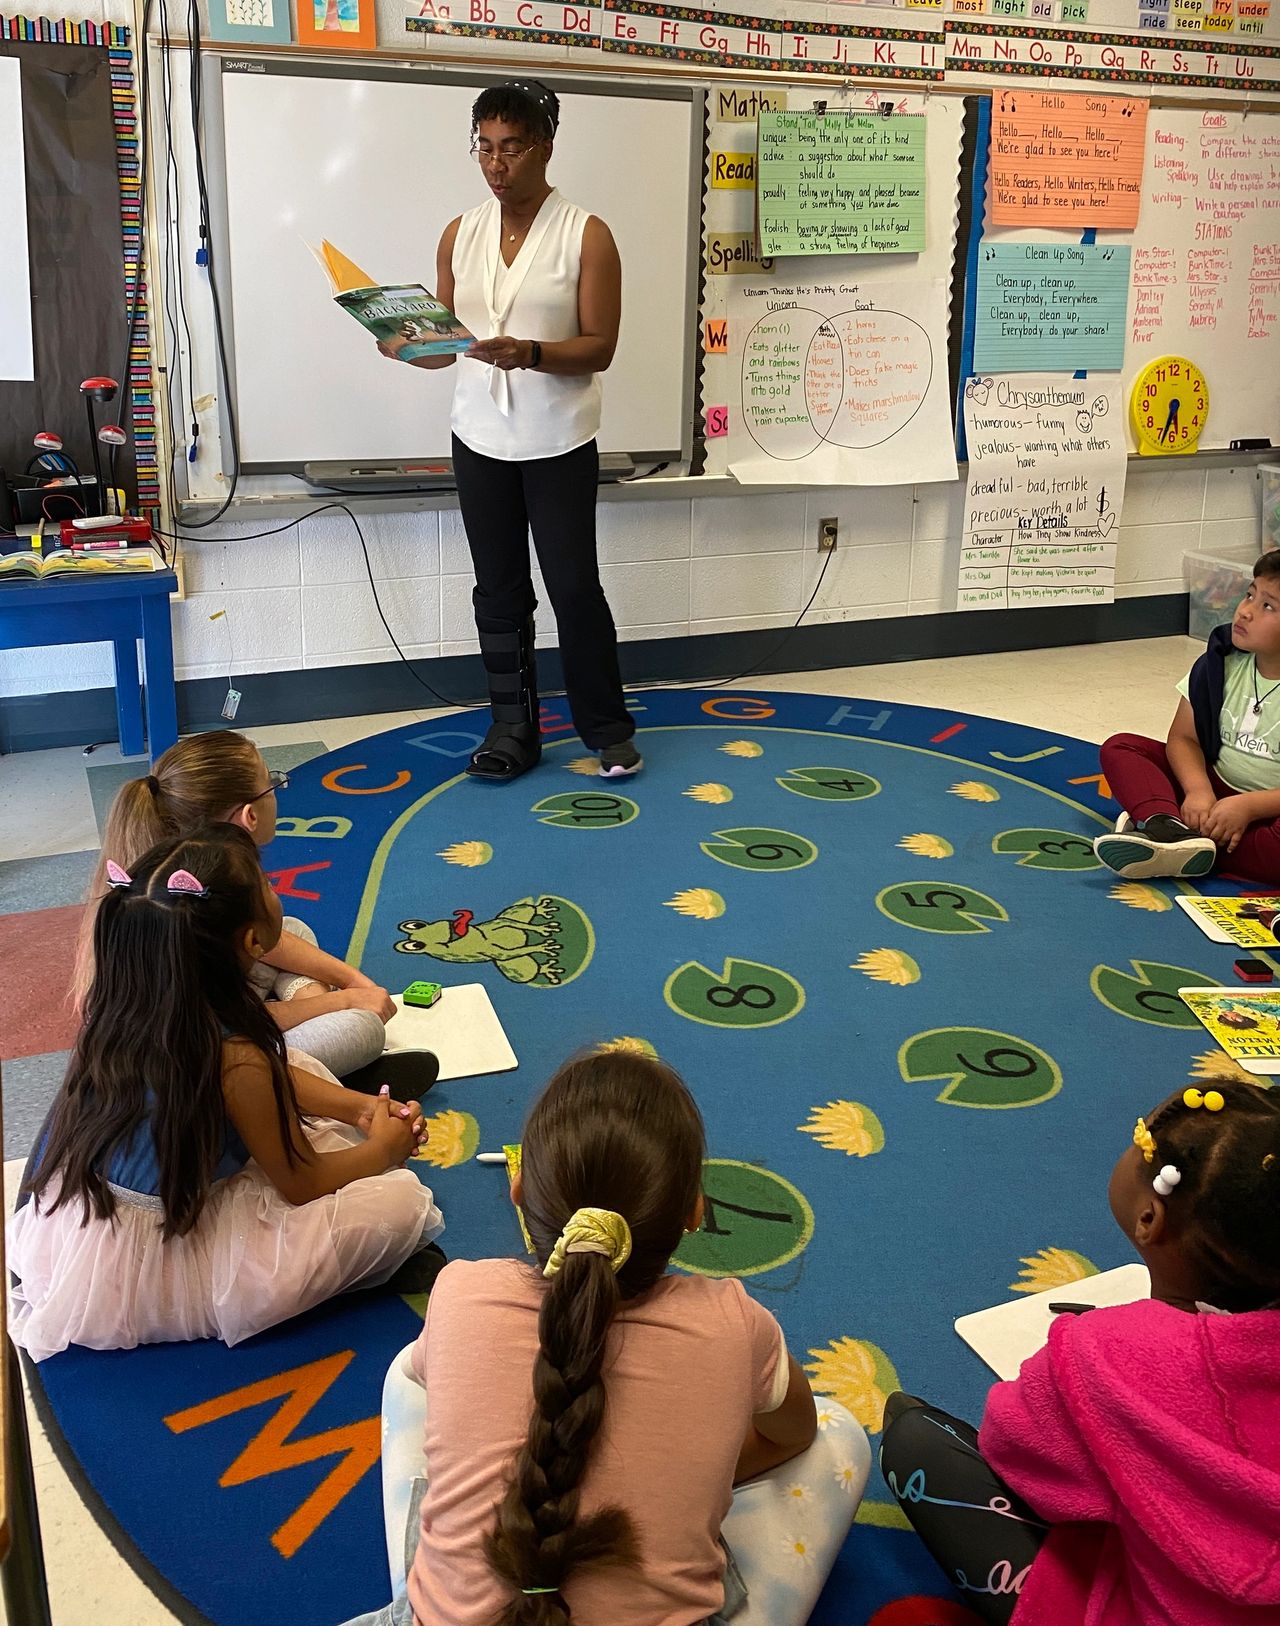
[1178,986,1280,1074]
[0,547,160,583]
[311,239,472,360]
[1175,894,1280,947]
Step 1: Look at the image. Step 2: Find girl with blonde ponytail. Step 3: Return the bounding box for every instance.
[77,731,409,1083]
[343,1051,870,1626]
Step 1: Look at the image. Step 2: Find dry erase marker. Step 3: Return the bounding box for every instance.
[476,1152,508,1164]
[1048,1302,1094,1316]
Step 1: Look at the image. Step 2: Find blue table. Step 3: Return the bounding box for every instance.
[0,570,179,761]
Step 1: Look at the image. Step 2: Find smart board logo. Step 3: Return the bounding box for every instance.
[224,59,266,71]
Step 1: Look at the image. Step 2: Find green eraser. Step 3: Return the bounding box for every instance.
[403,981,443,1008]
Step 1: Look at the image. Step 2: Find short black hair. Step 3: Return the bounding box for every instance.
[471,81,559,142]
[1254,549,1280,585]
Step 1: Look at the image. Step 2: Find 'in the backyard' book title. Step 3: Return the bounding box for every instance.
[311,239,472,359]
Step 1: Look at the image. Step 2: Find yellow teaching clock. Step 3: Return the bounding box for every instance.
[1130,356,1209,456]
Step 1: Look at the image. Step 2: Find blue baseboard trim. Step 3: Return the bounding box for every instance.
[0,593,1189,755]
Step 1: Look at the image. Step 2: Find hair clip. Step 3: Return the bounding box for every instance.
[166,869,208,897]
[1134,1117,1157,1163]
[1153,1164,1182,1198]
[1264,1153,1277,1173]
[1183,1087,1225,1112]
[105,860,133,888]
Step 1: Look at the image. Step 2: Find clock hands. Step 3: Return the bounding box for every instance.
[1159,396,1181,445]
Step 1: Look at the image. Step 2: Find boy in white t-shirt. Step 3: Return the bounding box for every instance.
[1094,550,1280,883]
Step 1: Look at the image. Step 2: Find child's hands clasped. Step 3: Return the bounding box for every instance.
[363,1089,425,1166]
[1201,794,1255,852]
[1180,786,1219,832]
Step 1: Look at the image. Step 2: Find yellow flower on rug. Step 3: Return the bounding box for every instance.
[1011,1247,1099,1294]
[1110,881,1171,912]
[684,782,733,804]
[436,840,493,868]
[799,1101,886,1158]
[566,757,600,776]
[1189,1050,1257,1084]
[805,1337,900,1433]
[720,740,764,758]
[665,888,726,919]
[596,1036,658,1058]
[416,1110,480,1169]
[949,781,1000,803]
[897,833,954,859]
[853,948,920,986]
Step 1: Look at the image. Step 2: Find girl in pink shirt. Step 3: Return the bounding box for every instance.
[343,1050,872,1626]
[880,1078,1280,1625]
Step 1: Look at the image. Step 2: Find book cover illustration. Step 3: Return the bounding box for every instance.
[1175,894,1280,947]
[311,239,472,360]
[1178,986,1280,1074]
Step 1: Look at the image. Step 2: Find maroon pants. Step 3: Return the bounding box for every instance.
[1099,732,1280,885]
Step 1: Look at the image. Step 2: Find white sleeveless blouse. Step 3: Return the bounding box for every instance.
[450,188,602,463]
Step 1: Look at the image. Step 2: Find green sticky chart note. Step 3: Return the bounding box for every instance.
[756,111,926,259]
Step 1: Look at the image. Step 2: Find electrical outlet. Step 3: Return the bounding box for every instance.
[818,517,838,552]
[172,552,187,600]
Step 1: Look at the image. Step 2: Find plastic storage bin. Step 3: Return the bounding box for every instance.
[1262,463,1280,552]
[1185,544,1255,642]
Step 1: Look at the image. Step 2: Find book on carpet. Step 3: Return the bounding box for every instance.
[1178,986,1280,1074]
[1175,893,1280,946]
[0,546,160,583]
[311,239,472,360]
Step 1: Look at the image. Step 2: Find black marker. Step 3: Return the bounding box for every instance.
[1048,1302,1095,1316]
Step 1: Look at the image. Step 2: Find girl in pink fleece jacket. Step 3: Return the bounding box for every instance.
[880,1078,1280,1625]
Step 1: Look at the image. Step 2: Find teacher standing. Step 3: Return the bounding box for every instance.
[382,81,640,784]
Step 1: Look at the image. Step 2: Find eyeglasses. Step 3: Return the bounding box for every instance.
[246,770,289,806]
[469,140,541,166]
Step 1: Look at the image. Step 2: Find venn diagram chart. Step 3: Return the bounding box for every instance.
[737,301,934,461]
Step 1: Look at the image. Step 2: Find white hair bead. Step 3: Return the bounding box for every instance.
[1153,1164,1182,1197]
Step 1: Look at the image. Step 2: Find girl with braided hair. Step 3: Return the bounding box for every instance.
[343,1050,871,1626]
[881,1079,1280,1626]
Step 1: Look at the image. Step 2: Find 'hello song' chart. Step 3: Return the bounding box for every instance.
[740,303,934,459]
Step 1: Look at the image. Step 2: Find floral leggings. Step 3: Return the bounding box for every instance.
[879,1401,1048,1625]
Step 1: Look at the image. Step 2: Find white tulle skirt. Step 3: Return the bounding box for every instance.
[8,1118,444,1363]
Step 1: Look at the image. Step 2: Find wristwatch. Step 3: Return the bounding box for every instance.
[528,341,542,369]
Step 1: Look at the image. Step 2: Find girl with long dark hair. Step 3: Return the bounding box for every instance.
[344,1050,870,1626]
[10,826,443,1361]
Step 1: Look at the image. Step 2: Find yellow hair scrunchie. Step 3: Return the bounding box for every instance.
[543,1208,633,1280]
[1134,1117,1157,1163]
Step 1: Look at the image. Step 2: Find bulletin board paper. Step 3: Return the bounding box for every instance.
[0,58,34,383]
[756,110,926,258]
[958,375,1128,612]
[974,242,1131,373]
[727,94,961,487]
[1124,107,1280,450]
[989,89,1147,229]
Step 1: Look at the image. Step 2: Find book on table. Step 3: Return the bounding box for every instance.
[310,239,472,360]
[1175,893,1280,946]
[0,547,160,583]
[1178,986,1280,1074]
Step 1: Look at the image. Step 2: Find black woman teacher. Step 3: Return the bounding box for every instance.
[379,80,640,784]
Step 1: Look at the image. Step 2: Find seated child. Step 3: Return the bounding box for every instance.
[342,1049,870,1626]
[880,1079,1280,1624]
[79,729,418,1086]
[1094,551,1280,882]
[10,826,444,1361]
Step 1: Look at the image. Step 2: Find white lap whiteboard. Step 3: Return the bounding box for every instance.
[210,60,701,469]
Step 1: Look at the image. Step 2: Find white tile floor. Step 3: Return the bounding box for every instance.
[0,635,1198,1625]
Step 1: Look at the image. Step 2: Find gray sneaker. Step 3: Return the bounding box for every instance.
[599,740,643,778]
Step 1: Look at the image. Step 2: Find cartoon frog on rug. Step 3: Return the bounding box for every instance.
[394,894,595,987]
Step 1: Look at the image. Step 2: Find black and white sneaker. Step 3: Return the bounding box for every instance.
[1093,813,1216,880]
[599,740,643,778]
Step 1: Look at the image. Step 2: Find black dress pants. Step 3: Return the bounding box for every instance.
[451,434,633,751]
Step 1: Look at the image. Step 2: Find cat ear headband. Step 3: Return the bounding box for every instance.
[106,861,208,897]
